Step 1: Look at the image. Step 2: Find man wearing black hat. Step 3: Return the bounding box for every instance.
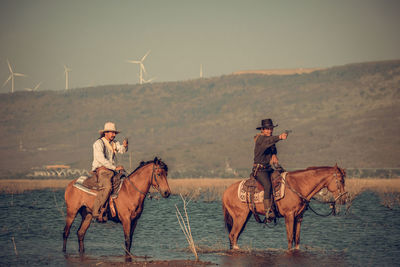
[253,119,288,222]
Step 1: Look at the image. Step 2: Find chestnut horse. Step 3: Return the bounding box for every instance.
[222,165,346,250]
[62,157,171,254]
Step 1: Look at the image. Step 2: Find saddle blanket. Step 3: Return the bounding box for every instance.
[73,176,124,198]
[238,179,264,203]
[73,176,97,196]
[237,172,288,203]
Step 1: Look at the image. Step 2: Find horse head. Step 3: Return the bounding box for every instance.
[150,157,171,198]
[326,164,347,205]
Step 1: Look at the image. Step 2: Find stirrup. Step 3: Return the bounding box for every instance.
[91,209,99,218]
[265,209,275,223]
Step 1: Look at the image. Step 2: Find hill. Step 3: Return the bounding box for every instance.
[232,67,324,75]
[0,60,399,177]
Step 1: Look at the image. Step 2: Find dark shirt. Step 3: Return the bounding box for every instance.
[253,135,280,165]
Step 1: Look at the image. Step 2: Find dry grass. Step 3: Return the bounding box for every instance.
[1,178,400,207]
[345,178,400,194]
[168,178,240,202]
[345,178,400,209]
[0,179,71,194]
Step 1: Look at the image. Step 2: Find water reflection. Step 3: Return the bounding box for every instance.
[219,249,348,267]
[0,190,399,266]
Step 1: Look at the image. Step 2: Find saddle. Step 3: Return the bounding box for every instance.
[82,171,101,190]
[238,170,288,224]
[76,168,125,198]
[73,172,125,223]
[238,170,287,204]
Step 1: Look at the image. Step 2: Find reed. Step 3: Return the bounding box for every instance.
[11,236,18,256]
[168,178,240,202]
[345,178,400,208]
[52,190,65,218]
[0,179,71,194]
[175,193,198,261]
[1,178,400,205]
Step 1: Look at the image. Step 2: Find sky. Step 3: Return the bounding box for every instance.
[0,0,400,92]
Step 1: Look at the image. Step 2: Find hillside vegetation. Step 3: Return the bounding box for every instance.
[0,60,399,177]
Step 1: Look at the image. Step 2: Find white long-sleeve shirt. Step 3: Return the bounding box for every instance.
[91,137,127,171]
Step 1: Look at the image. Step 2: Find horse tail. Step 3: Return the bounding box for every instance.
[222,201,233,233]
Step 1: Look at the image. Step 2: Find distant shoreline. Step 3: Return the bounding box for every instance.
[0,178,242,194]
[1,178,400,196]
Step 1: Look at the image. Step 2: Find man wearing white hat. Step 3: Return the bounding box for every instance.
[91,122,128,219]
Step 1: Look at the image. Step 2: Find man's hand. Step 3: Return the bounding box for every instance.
[116,165,125,173]
[123,138,128,148]
[270,154,279,165]
[279,132,288,140]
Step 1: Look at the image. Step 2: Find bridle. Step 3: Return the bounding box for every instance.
[286,167,348,216]
[150,164,163,193]
[332,168,348,203]
[127,163,164,196]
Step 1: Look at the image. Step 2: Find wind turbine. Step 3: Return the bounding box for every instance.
[3,60,26,93]
[142,76,156,84]
[25,81,42,91]
[64,65,71,90]
[126,50,150,84]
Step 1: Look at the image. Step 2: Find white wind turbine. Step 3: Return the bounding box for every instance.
[126,50,151,84]
[142,76,157,84]
[25,81,42,91]
[3,60,26,93]
[64,65,71,90]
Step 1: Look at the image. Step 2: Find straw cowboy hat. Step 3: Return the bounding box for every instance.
[256,119,278,130]
[99,122,120,134]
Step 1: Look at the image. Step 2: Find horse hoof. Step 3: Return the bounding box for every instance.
[232,245,240,250]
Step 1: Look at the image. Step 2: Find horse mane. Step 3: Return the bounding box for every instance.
[128,157,168,177]
[306,166,332,170]
[290,166,334,175]
[291,165,346,178]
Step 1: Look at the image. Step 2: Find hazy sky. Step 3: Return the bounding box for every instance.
[1,0,399,92]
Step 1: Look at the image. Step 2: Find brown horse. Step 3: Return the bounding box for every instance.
[62,157,171,254]
[222,165,347,250]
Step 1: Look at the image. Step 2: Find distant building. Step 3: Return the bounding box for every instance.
[45,165,70,169]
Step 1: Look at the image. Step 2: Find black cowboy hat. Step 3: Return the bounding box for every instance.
[256,119,278,130]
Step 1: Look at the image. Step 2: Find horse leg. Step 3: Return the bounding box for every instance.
[284,212,295,250]
[294,216,303,250]
[229,212,249,250]
[121,216,133,256]
[127,218,139,254]
[97,203,108,223]
[222,182,251,250]
[63,207,78,252]
[77,207,93,253]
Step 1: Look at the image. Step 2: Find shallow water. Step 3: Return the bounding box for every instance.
[0,189,399,266]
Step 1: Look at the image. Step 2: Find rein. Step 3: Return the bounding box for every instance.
[126,164,162,196]
[286,168,347,217]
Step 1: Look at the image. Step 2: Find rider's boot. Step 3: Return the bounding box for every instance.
[92,194,104,219]
[91,205,100,219]
[263,199,275,223]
